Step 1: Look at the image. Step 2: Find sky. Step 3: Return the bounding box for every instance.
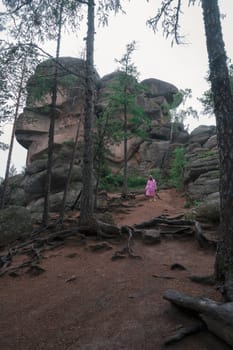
[1,0,233,177]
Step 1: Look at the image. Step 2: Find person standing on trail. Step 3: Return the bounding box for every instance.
[145,175,157,202]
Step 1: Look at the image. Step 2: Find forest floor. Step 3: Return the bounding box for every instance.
[0,189,231,350]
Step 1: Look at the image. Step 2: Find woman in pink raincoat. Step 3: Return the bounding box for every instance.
[145,175,157,201]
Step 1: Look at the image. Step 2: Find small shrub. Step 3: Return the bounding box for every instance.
[62,140,75,147]
[184,201,191,209]
[128,175,145,189]
[170,147,187,190]
[99,173,123,192]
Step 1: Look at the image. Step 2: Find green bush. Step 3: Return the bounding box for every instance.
[170,147,187,190]
[128,175,145,189]
[98,167,169,193]
[99,172,123,192]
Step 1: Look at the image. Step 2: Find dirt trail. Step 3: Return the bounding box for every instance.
[0,189,230,350]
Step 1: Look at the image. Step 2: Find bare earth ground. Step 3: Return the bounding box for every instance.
[0,189,231,350]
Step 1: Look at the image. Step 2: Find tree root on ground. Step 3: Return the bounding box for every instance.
[164,321,206,345]
[134,216,195,237]
[163,288,233,347]
[111,225,142,260]
[0,228,85,277]
[189,274,216,285]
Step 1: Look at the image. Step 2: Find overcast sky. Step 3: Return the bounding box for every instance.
[1,0,233,177]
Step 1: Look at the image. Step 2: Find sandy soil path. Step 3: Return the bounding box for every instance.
[0,189,230,350]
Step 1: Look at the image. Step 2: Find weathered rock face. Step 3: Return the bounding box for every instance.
[16,57,99,163]
[15,57,183,172]
[12,57,220,220]
[184,125,219,200]
[23,142,83,218]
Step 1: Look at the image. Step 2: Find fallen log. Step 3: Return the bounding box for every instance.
[164,288,233,347]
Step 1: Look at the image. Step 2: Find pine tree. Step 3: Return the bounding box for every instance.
[148,0,233,299]
[0,43,41,209]
[106,41,150,197]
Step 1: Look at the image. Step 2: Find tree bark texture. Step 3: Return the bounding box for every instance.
[201,0,233,283]
[43,3,63,226]
[79,0,95,225]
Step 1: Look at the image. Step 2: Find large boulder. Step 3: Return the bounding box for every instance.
[140,78,178,104]
[23,142,83,204]
[27,189,80,221]
[16,57,100,163]
[179,125,221,228]
[189,125,216,145]
[195,194,220,224]
[0,206,33,246]
[184,128,219,200]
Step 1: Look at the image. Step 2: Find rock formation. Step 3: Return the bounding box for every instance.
[16,57,98,163]
[15,57,185,170]
[9,57,219,219]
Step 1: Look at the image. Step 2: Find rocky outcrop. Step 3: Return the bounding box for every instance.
[10,57,221,221]
[183,125,220,226]
[16,57,99,162]
[23,142,83,218]
[15,57,184,172]
[184,125,219,201]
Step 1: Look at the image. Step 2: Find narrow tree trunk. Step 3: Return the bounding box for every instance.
[42,3,63,226]
[1,57,26,209]
[94,140,103,209]
[122,102,128,197]
[201,0,233,284]
[79,0,95,225]
[94,111,110,209]
[59,117,81,222]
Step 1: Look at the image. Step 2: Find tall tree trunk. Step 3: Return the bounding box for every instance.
[59,117,81,223]
[201,0,233,282]
[42,3,63,226]
[0,56,26,209]
[79,0,95,225]
[122,103,128,197]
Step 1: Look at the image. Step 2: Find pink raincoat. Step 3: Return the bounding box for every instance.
[145,178,157,197]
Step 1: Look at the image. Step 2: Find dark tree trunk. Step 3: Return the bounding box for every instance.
[59,117,81,223]
[122,103,128,197]
[42,3,63,226]
[0,57,26,209]
[201,0,233,284]
[79,0,95,225]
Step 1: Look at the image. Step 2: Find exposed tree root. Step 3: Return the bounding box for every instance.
[0,228,85,277]
[111,225,142,260]
[163,288,233,347]
[134,216,195,238]
[190,274,216,286]
[152,274,174,280]
[164,321,206,346]
[134,216,195,229]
